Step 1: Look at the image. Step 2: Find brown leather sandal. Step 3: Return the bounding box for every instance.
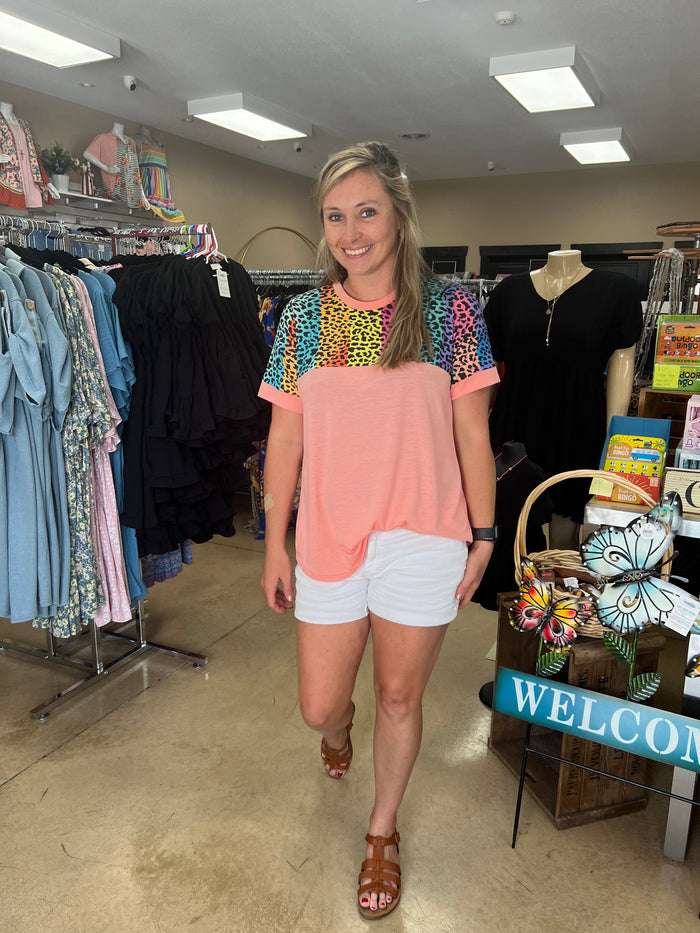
[357,830,401,920]
[320,702,354,779]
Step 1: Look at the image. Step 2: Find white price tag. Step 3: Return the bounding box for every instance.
[216,269,231,298]
[664,594,700,637]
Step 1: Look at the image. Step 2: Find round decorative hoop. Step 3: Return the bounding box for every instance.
[514,469,672,638]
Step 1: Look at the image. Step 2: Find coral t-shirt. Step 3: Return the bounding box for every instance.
[259,279,499,580]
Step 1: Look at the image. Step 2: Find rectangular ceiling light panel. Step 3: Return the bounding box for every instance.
[188,93,310,141]
[560,128,630,164]
[0,3,119,67]
[489,47,600,113]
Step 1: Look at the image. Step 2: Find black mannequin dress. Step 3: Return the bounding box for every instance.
[485,269,642,523]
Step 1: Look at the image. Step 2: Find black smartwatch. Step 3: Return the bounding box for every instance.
[471,526,498,543]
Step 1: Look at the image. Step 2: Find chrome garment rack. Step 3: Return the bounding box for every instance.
[0,227,208,718]
[0,214,69,251]
[110,223,222,258]
[0,605,207,720]
[248,268,322,287]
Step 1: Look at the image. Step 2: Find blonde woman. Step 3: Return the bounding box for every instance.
[260,141,498,919]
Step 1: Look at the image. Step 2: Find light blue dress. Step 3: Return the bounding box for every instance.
[3,260,71,613]
[0,276,47,622]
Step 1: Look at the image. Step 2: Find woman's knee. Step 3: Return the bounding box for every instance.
[298,693,346,732]
[374,682,422,720]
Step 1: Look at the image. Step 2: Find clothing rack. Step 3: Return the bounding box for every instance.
[627,224,700,380]
[248,268,322,287]
[0,234,209,718]
[0,213,68,251]
[110,223,221,258]
[438,274,500,304]
[0,607,207,720]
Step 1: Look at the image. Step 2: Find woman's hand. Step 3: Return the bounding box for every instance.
[262,548,294,614]
[455,540,494,609]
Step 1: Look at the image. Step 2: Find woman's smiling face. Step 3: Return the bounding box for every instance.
[322,168,399,297]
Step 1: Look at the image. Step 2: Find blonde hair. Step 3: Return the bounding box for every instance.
[315,141,432,368]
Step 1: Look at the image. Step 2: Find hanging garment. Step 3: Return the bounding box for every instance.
[0,114,52,210]
[485,269,642,523]
[7,121,42,208]
[33,267,111,636]
[112,254,271,556]
[0,277,50,621]
[73,268,144,604]
[71,275,131,625]
[135,130,185,223]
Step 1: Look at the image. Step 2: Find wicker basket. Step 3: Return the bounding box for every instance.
[513,468,672,638]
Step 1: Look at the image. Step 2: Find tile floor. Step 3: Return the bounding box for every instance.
[1,496,698,933]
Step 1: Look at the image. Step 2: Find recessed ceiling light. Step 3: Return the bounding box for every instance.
[401,132,430,141]
[80,82,94,88]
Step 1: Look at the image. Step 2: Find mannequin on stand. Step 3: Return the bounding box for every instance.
[0,101,56,207]
[83,122,150,210]
[485,249,642,549]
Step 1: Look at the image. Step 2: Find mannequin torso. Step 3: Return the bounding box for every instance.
[530,249,592,301]
[484,248,643,541]
[531,250,635,426]
[83,122,129,175]
[0,102,15,164]
[0,101,17,124]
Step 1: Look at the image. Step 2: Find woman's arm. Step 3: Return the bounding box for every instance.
[261,404,303,613]
[452,385,496,608]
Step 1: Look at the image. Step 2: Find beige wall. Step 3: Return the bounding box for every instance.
[2,78,699,276]
[414,164,700,276]
[0,80,319,269]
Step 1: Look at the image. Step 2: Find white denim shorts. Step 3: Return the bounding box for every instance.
[294,528,468,627]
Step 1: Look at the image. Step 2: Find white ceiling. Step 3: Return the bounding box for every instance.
[0,0,697,181]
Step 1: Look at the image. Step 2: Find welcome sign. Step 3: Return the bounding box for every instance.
[493,667,700,772]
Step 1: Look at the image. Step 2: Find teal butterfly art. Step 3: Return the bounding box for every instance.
[581,491,691,634]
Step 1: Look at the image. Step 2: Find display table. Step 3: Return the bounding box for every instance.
[583,496,700,861]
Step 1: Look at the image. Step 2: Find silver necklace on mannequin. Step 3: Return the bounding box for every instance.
[541,265,587,347]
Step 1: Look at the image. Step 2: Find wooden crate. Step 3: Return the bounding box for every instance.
[637,386,694,451]
[490,593,666,829]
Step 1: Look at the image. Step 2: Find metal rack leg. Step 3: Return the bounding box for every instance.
[0,600,208,720]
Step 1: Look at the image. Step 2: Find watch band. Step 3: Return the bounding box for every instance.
[471,526,498,542]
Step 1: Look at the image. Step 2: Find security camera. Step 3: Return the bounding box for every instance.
[487,160,496,172]
[293,141,303,153]
[123,75,138,92]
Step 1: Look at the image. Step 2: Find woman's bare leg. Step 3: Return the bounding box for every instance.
[360,613,449,913]
[296,617,370,776]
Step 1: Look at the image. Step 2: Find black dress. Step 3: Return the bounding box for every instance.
[112,255,271,556]
[485,269,642,522]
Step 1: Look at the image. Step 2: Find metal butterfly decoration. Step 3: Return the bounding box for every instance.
[509,557,594,648]
[580,491,688,635]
